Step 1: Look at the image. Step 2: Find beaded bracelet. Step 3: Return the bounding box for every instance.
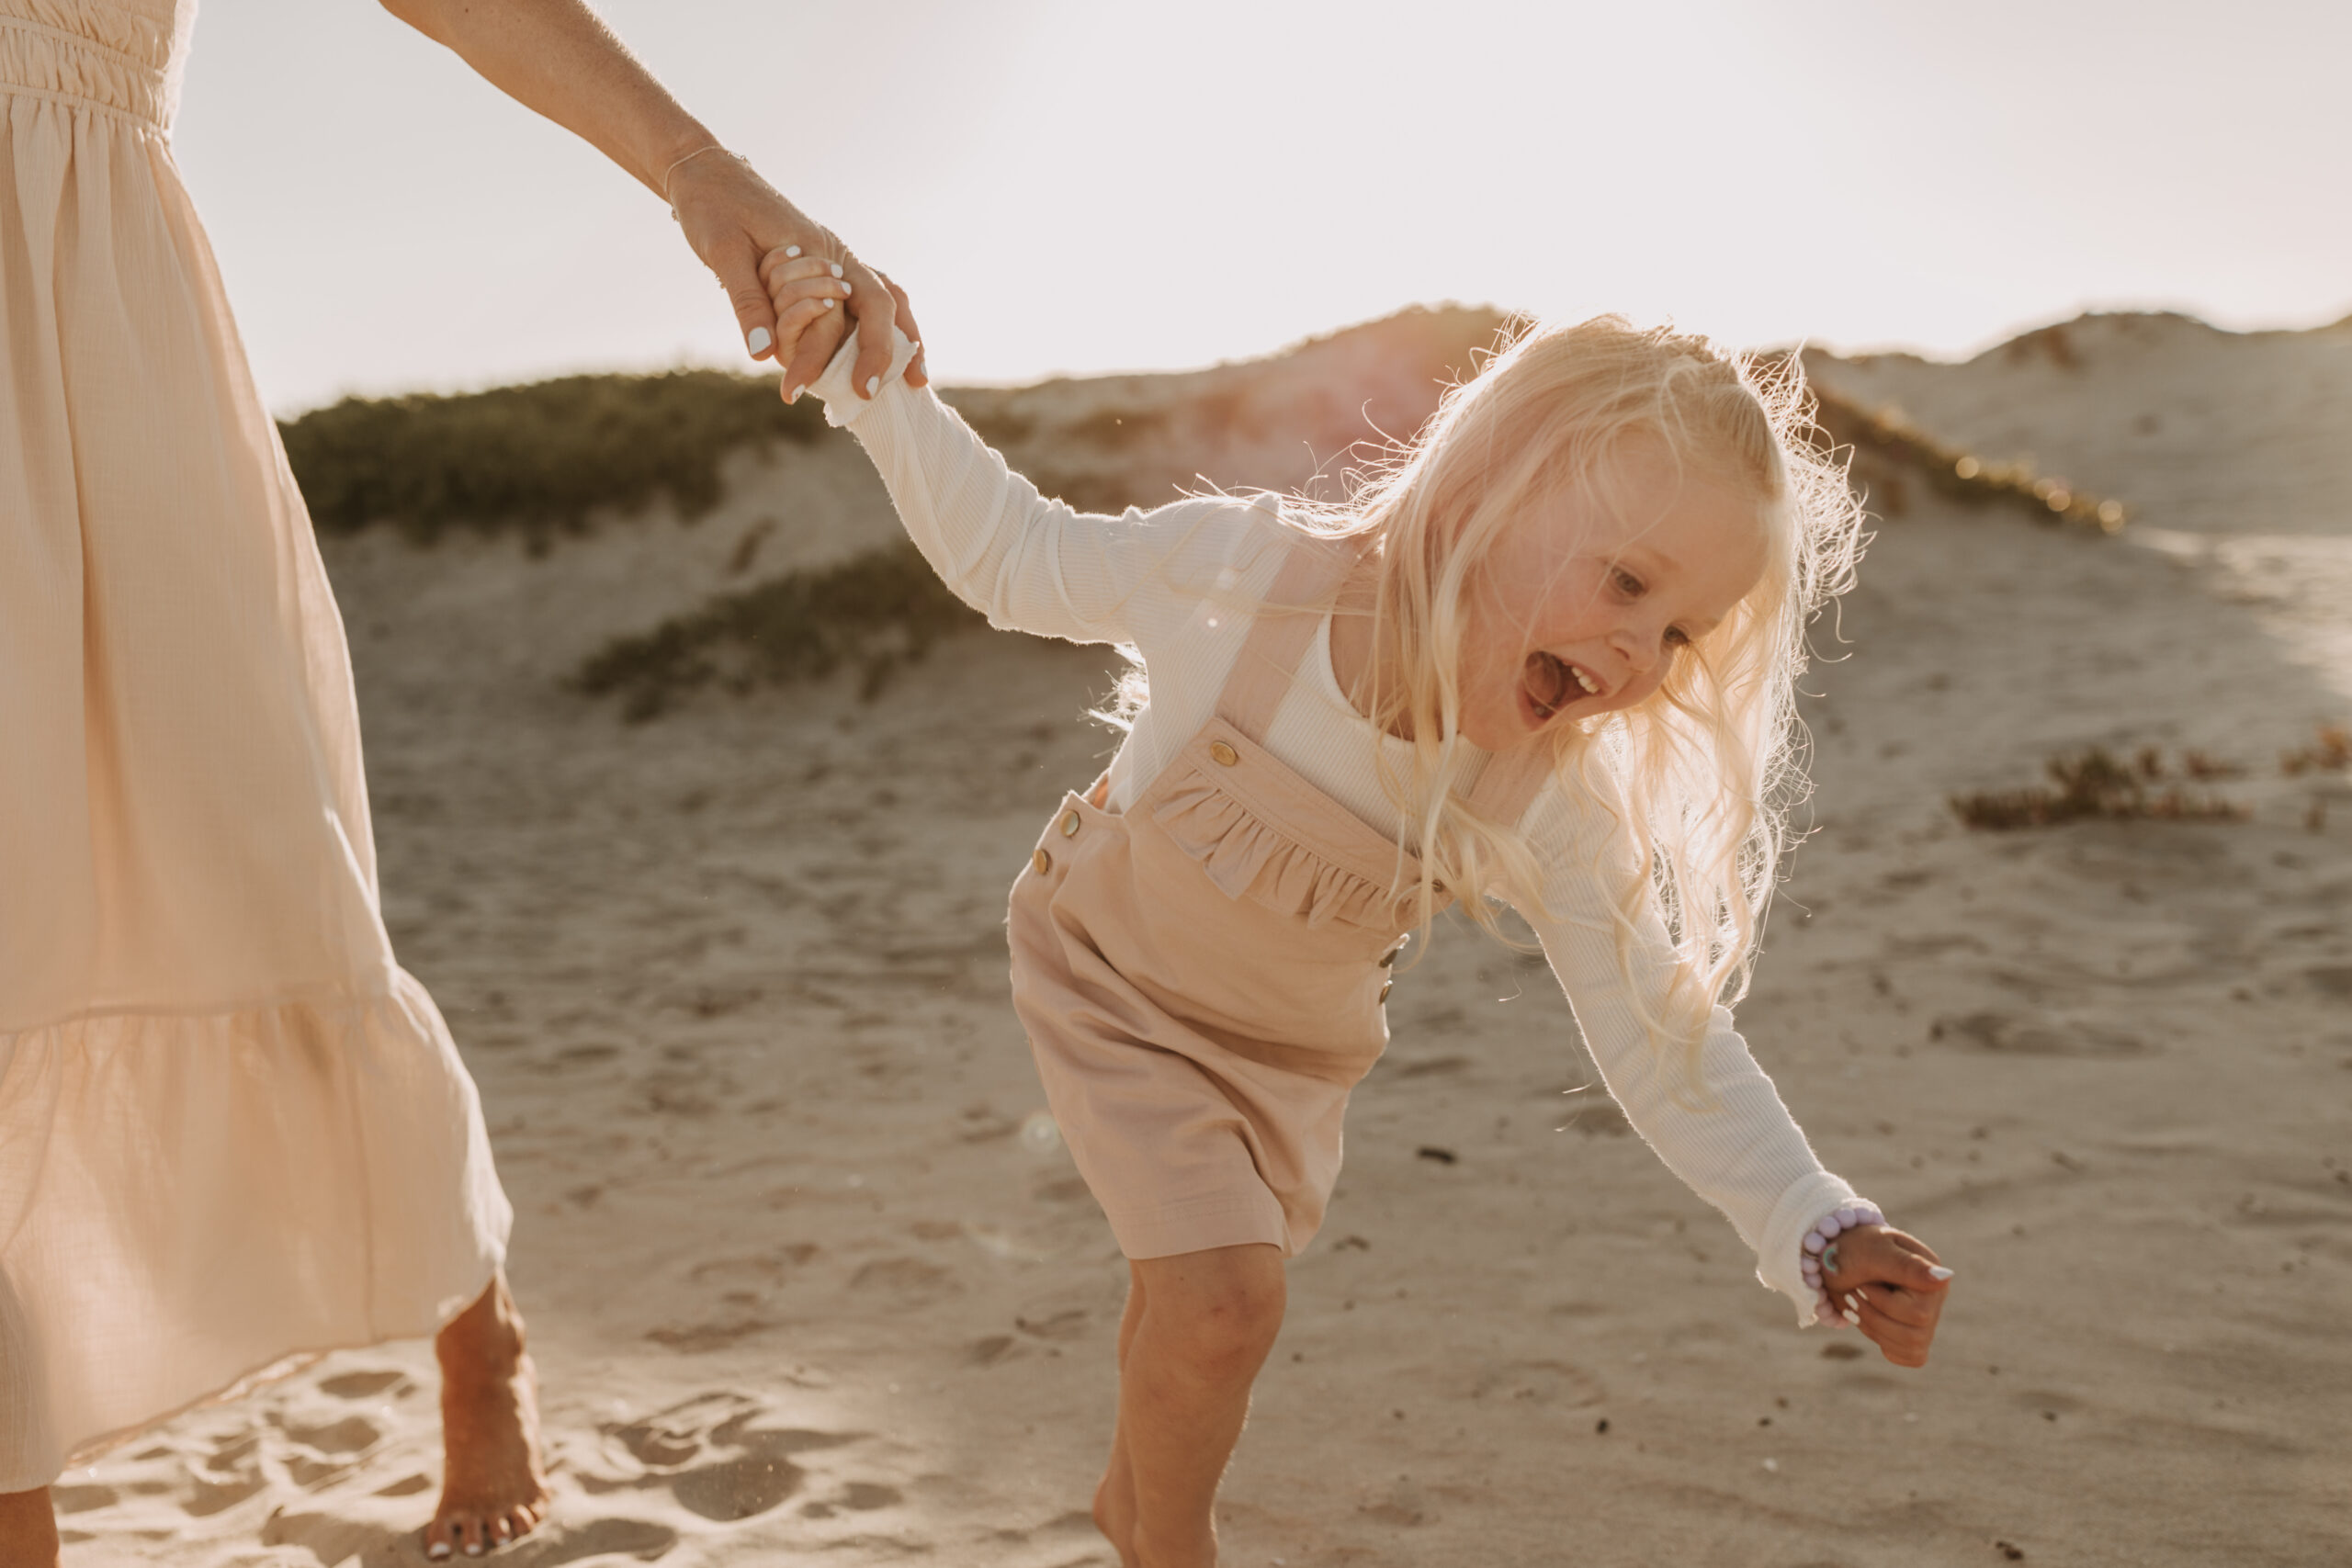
[1798,1201,1884,1326]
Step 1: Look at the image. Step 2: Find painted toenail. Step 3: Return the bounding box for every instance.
[427,1546,451,1562]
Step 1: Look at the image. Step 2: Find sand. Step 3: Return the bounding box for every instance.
[51,312,2352,1566]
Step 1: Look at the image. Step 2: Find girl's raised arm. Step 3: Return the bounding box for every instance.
[803,326,1248,650]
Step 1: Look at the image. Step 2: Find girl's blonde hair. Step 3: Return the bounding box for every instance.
[1293,314,1864,1094]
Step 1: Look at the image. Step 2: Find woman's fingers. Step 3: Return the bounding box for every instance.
[764,264,852,318]
[707,230,783,363]
[760,248,848,291]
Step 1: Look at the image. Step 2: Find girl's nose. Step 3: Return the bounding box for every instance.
[1611,619,1664,673]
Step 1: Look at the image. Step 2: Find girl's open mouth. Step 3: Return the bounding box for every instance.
[1524,651,1601,722]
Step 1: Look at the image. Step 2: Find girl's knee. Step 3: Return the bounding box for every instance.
[1142,1247,1285,1377]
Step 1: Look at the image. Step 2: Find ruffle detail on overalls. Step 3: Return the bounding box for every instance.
[1149,770,1415,931]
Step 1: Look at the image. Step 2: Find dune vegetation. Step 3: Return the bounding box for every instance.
[278,309,2143,716]
[571,542,981,721]
[279,368,826,543]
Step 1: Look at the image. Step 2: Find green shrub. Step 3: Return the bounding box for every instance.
[572,541,987,720]
[279,369,827,542]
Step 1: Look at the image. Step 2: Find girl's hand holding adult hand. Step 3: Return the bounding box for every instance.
[1820,1224,1952,1368]
[664,147,926,399]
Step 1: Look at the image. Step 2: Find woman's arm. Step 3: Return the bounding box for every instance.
[375,0,920,394]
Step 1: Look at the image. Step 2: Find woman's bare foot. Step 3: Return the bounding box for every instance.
[0,1488,59,1568]
[427,1273,549,1559]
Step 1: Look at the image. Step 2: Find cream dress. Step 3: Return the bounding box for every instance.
[0,0,510,1491]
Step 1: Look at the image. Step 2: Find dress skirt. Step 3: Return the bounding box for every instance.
[0,0,511,1491]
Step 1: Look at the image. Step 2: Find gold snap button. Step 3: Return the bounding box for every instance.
[1061,810,1081,837]
[1207,740,1239,767]
[1033,848,1053,875]
[1377,980,1394,1005]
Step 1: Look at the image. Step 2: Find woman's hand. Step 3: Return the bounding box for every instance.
[665,149,926,399]
[374,0,926,395]
[1820,1224,1952,1368]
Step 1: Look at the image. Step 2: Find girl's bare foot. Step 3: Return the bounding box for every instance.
[1092,1444,1139,1568]
[0,1488,59,1568]
[427,1273,549,1559]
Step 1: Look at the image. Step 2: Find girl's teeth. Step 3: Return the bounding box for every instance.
[1571,666,1599,695]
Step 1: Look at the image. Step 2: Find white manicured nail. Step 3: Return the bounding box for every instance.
[1843,1292,1859,1309]
[427,1547,450,1562]
[865,375,880,396]
[1928,1265,1955,1281]
[831,262,844,278]
[824,299,836,310]
[786,385,804,404]
[784,244,802,258]
[747,326,772,355]
[1841,1308,1860,1325]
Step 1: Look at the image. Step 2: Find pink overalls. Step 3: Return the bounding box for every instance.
[1007,536,1550,1259]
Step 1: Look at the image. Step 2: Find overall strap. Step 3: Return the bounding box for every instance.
[1215,534,1359,743]
[1464,740,1554,829]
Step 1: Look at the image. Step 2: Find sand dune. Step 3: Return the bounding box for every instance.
[53,311,2352,1565]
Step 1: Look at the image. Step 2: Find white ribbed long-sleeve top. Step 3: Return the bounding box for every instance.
[813,332,1857,1321]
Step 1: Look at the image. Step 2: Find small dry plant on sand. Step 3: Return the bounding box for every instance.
[2279,724,2352,777]
[573,542,985,720]
[1951,746,2246,830]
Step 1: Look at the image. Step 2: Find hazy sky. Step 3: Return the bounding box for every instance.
[173,0,2350,413]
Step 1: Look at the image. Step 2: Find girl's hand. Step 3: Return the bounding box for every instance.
[1819,1224,1952,1368]
[665,150,927,397]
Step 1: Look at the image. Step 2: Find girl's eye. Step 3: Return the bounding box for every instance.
[1664,626,1691,649]
[1611,568,1645,599]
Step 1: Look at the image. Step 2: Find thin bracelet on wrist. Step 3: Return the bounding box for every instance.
[662,143,745,220]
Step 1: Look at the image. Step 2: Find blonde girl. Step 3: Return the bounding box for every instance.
[765,275,1952,1568]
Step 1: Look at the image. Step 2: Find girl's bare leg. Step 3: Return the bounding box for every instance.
[1092,1266,1151,1565]
[1105,1244,1285,1568]
[0,1489,57,1568]
[427,1272,549,1559]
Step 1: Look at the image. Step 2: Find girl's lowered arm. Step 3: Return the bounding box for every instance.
[1511,784,1860,1323]
[808,327,1240,649]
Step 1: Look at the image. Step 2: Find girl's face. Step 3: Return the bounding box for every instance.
[1455,448,1770,751]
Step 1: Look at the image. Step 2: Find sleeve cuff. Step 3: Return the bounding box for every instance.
[1755,1171,1862,1326]
[808,324,922,429]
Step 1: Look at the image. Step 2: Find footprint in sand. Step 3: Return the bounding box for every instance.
[61,1358,914,1563]
[569,1390,910,1545]
[1930,1008,2147,1057]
